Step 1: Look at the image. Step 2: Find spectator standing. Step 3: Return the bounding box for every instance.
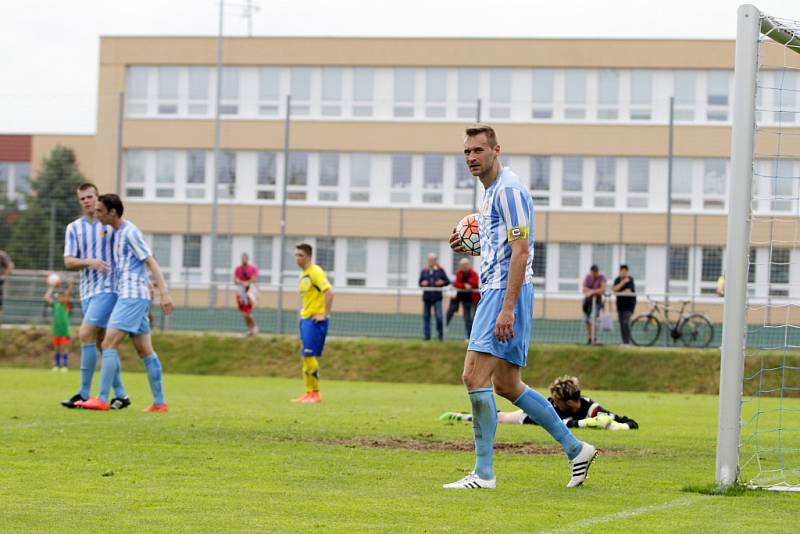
[582,265,606,345]
[234,253,259,336]
[0,249,13,320]
[447,258,480,338]
[418,253,450,341]
[612,264,637,345]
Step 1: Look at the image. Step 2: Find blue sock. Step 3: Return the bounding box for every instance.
[143,353,165,405]
[97,349,119,403]
[112,352,127,399]
[513,386,583,460]
[79,344,97,398]
[53,352,60,367]
[62,352,68,367]
[469,387,497,480]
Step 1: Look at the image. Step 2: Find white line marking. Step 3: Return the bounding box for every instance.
[540,497,698,534]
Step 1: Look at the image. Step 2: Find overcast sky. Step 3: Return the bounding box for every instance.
[1,0,799,134]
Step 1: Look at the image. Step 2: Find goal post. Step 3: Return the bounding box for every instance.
[716,4,800,491]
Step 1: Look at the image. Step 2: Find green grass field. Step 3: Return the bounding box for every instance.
[1,368,797,533]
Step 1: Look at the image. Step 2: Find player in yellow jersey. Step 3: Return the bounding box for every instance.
[291,243,334,404]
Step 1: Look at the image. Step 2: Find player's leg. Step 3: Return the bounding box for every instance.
[51,339,60,370]
[292,318,314,401]
[497,410,527,424]
[131,332,167,412]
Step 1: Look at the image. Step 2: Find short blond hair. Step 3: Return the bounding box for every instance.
[465,124,498,147]
[549,375,581,401]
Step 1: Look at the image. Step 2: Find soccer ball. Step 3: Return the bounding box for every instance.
[47,273,61,287]
[455,213,480,256]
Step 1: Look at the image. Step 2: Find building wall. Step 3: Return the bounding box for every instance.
[31,134,96,182]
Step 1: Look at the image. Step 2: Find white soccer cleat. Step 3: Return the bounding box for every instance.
[567,442,598,488]
[443,471,496,489]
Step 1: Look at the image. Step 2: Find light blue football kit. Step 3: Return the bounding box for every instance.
[466,167,581,481]
[64,216,125,400]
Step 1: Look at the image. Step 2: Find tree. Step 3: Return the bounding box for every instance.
[6,146,85,269]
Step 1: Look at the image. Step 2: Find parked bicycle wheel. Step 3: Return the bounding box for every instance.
[678,314,714,348]
[630,314,661,346]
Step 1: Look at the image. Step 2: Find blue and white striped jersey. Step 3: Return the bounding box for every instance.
[111,220,152,300]
[478,167,535,291]
[63,216,115,300]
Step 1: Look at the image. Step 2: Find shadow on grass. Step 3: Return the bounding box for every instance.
[682,484,754,497]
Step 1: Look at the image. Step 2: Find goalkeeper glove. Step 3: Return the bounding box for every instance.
[582,415,612,429]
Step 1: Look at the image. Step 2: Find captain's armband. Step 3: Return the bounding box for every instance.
[507,226,529,242]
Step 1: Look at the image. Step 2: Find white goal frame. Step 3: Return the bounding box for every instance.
[716,4,800,489]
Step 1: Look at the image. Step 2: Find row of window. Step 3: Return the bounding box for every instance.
[126,65,788,124]
[0,162,31,207]
[145,233,797,300]
[124,148,800,213]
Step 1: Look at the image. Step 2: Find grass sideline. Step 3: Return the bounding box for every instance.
[2,368,798,532]
[0,326,726,394]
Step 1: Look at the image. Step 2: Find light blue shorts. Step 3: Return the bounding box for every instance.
[108,298,151,337]
[81,293,118,329]
[467,285,533,368]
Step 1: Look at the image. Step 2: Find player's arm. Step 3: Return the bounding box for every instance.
[144,255,173,315]
[43,286,54,304]
[323,287,334,318]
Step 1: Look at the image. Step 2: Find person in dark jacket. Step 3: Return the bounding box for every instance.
[446,258,480,338]
[418,253,450,340]
[612,264,637,345]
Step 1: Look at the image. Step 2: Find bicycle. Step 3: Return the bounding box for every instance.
[629,297,715,348]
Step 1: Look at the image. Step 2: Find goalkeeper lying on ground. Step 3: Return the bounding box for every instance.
[440,375,638,431]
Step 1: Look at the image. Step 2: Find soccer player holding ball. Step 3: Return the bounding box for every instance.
[444,125,597,489]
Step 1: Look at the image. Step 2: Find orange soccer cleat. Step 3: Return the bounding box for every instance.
[143,403,169,413]
[77,397,110,411]
[290,392,312,403]
[301,391,321,404]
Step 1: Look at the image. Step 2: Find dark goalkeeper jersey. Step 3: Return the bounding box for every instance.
[522,396,638,429]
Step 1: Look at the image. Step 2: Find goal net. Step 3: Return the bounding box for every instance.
[716,5,800,491]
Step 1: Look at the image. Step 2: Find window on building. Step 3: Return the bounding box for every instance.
[182,235,202,269]
[669,246,690,295]
[423,155,444,204]
[457,68,480,119]
[349,153,370,202]
[345,238,367,286]
[562,157,583,207]
[252,236,273,284]
[770,159,795,212]
[318,152,339,201]
[155,150,176,199]
[672,159,694,209]
[188,67,210,115]
[425,68,447,118]
[387,239,408,287]
[703,159,726,210]
[321,67,343,116]
[316,238,336,276]
[256,151,277,200]
[594,157,616,207]
[185,150,206,199]
[532,68,554,119]
[707,71,730,121]
[125,150,146,198]
[152,234,172,281]
[558,243,580,292]
[287,152,308,200]
[454,156,474,206]
[216,151,236,199]
[701,246,723,294]
[394,68,415,117]
[157,66,179,115]
[630,70,653,120]
[220,67,239,115]
[623,244,647,294]
[489,68,512,119]
[592,244,614,280]
[772,70,800,124]
[564,70,587,119]
[258,67,280,116]
[597,70,619,120]
[0,162,31,207]
[127,66,148,115]
[674,71,696,121]
[530,156,550,207]
[290,67,311,115]
[769,248,791,296]
[352,68,374,117]
[391,154,412,203]
[533,241,547,289]
[627,158,650,208]
[212,235,233,282]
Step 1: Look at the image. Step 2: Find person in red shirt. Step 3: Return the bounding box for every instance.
[446,258,480,338]
[234,253,259,336]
